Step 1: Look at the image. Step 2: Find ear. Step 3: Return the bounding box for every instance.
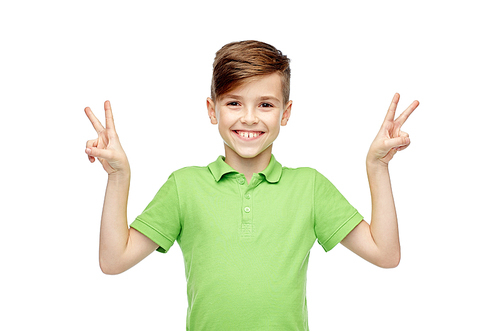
[281,100,292,126]
[206,97,218,124]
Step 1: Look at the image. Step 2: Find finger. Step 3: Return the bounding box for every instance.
[85,107,105,133]
[383,93,400,123]
[393,127,409,139]
[385,136,410,150]
[85,146,95,162]
[86,139,98,149]
[86,139,98,162]
[395,100,419,126]
[104,100,116,132]
[397,142,410,152]
[397,132,411,151]
[386,148,398,160]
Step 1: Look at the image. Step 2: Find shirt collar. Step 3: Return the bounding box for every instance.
[260,154,282,183]
[208,154,283,183]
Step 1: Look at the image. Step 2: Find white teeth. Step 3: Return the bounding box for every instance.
[237,131,261,138]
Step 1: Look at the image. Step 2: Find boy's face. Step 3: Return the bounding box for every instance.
[207,73,292,161]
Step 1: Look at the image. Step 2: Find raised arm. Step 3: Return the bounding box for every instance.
[341,93,419,268]
[85,101,158,275]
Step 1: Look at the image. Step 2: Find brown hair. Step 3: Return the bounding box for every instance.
[211,40,291,104]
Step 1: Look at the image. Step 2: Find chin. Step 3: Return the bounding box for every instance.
[235,145,274,160]
[225,145,265,159]
[235,150,264,159]
[224,138,274,159]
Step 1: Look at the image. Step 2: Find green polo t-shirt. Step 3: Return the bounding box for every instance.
[130,155,363,330]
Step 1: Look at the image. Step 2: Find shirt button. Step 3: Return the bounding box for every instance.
[244,207,251,213]
[244,194,251,199]
[237,178,245,185]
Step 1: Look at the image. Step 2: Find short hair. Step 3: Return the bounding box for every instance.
[211,40,291,104]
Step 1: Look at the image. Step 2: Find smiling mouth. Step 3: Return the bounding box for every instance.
[233,130,264,139]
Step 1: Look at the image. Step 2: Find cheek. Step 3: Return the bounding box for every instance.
[218,116,232,128]
[217,117,236,136]
[263,113,282,127]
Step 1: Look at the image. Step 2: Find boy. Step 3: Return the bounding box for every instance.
[84,40,418,330]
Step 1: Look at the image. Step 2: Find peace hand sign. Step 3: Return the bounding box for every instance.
[367,93,419,166]
[85,101,130,175]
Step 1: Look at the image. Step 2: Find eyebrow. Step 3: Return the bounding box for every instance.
[259,96,281,103]
[223,94,281,104]
[223,94,242,100]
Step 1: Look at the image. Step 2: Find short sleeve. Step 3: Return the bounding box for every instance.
[130,173,182,253]
[314,170,364,252]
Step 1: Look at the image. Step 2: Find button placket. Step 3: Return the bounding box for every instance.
[237,174,262,238]
[242,188,252,222]
[242,179,255,237]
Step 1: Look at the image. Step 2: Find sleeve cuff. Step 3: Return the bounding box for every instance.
[320,211,364,252]
[130,218,175,253]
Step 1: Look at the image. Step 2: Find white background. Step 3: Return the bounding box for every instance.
[1,0,499,330]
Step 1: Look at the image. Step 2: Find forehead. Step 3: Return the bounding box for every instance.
[219,73,283,102]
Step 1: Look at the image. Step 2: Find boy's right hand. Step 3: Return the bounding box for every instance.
[85,101,130,176]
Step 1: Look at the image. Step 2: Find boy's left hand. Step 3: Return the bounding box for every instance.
[367,93,419,166]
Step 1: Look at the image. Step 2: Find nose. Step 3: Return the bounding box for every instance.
[240,107,259,124]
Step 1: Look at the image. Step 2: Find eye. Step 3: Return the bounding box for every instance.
[260,103,273,108]
[227,101,240,107]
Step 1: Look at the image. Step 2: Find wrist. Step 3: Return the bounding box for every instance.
[108,169,131,182]
[366,158,389,174]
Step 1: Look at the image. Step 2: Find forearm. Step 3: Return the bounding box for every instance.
[342,93,416,267]
[366,160,401,265]
[99,171,131,273]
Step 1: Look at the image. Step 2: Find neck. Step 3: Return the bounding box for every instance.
[223,145,273,183]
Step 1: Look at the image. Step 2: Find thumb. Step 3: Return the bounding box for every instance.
[386,136,410,150]
[85,147,112,160]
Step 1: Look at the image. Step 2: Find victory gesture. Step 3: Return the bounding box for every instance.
[85,101,130,175]
[367,93,419,166]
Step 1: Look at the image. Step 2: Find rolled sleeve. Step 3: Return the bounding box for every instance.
[313,171,363,252]
[130,173,182,254]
